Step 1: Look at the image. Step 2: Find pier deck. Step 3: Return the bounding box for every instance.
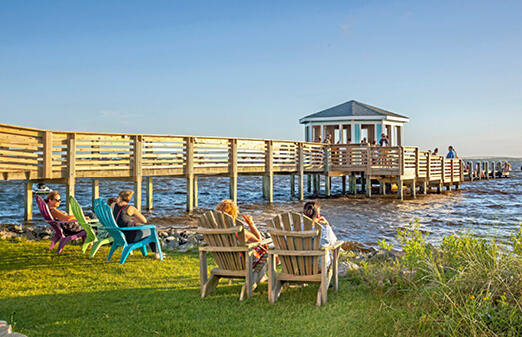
[0,123,506,221]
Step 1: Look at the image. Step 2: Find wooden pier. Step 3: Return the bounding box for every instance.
[0,123,507,221]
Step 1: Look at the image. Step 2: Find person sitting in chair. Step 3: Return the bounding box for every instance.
[44,191,83,236]
[113,190,164,260]
[216,199,268,267]
[303,201,338,268]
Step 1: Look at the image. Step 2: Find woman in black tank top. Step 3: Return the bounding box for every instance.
[113,190,163,260]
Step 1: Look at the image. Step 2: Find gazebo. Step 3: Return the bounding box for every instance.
[299,100,409,145]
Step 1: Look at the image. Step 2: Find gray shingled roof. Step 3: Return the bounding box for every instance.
[300,100,408,122]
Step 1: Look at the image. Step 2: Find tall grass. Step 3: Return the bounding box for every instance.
[354,222,522,336]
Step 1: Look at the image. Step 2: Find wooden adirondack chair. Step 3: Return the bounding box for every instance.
[197,210,272,300]
[68,196,113,258]
[36,195,87,254]
[92,198,163,264]
[267,213,343,306]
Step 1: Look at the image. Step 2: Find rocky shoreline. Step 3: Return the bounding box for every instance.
[0,224,205,253]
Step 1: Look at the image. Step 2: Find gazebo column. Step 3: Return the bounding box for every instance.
[338,124,343,143]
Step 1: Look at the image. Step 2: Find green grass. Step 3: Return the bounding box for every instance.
[0,240,412,337]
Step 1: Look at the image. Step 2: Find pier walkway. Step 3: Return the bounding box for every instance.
[0,123,507,221]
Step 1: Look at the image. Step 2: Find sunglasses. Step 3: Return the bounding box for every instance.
[54,199,62,202]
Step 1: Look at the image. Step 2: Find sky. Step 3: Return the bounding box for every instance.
[1,0,521,157]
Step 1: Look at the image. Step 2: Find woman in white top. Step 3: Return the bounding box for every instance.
[303,201,338,268]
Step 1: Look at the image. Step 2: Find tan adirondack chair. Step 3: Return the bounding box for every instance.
[197,210,272,300]
[267,213,343,306]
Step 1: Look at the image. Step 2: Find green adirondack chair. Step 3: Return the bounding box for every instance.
[69,196,113,258]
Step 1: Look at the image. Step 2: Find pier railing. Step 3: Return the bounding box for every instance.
[0,123,467,184]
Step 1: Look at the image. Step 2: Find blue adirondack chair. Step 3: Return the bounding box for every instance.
[92,198,163,264]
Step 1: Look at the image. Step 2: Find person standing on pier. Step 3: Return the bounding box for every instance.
[446,146,457,159]
[432,148,439,156]
[379,133,389,146]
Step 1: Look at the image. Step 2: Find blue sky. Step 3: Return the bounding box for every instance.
[1,1,521,157]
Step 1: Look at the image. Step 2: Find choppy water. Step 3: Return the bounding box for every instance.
[1,158,520,249]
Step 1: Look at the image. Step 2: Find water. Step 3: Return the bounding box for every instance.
[1,158,520,249]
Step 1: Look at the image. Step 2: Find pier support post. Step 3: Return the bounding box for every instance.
[397,179,403,200]
[24,182,33,221]
[290,175,295,196]
[91,179,99,206]
[229,139,238,203]
[133,178,142,212]
[185,137,194,212]
[325,175,331,197]
[365,176,372,198]
[410,179,416,198]
[146,177,153,210]
[379,180,385,195]
[437,184,441,194]
[468,161,473,181]
[484,161,489,180]
[297,143,304,201]
[349,173,356,194]
[477,162,482,180]
[342,176,346,194]
[307,175,311,193]
[194,176,198,208]
[66,178,76,214]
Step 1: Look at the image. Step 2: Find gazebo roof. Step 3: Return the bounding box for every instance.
[299,100,409,123]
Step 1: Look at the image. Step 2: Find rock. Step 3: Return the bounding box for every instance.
[187,233,203,246]
[163,236,180,250]
[8,225,24,234]
[341,241,364,252]
[40,235,51,241]
[1,232,20,240]
[178,243,194,253]
[25,231,37,240]
[368,249,405,262]
[338,262,359,276]
[37,228,53,237]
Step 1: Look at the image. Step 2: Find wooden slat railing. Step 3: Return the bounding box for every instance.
[0,123,463,186]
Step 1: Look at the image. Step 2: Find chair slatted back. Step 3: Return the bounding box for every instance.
[198,210,247,271]
[69,196,96,238]
[267,213,322,276]
[36,195,63,236]
[93,198,127,245]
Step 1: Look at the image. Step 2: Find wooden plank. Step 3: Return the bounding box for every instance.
[43,131,53,179]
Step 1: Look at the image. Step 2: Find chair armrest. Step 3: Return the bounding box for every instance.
[119,225,156,231]
[87,219,99,224]
[246,238,272,248]
[320,241,344,251]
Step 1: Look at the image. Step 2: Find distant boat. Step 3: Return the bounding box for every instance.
[33,183,52,194]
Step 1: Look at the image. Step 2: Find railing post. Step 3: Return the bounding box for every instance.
[265,140,273,202]
[298,143,304,201]
[42,131,53,179]
[229,138,238,203]
[439,157,444,193]
[324,145,331,197]
[133,135,143,212]
[185,137,194,212]
[65,133,77,214]
[414,147,420,178]
[450,159,455,190]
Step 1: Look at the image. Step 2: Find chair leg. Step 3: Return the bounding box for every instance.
[49,234,61,250]
[120,246,133,264]
[268,254,282,303]
[318,254,328,306]
[90,238,111,258]
[57,237,71,254]
[201,275,221,298]
[140,245,148,257]
[240,253,254,300]
[82,238,95,254]
[107,244,120,262]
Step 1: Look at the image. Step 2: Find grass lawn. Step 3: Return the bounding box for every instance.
[0,239,414,337]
